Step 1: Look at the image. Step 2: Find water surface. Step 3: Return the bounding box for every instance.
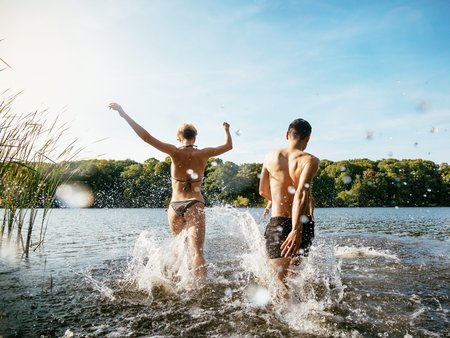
[0,207,449,337]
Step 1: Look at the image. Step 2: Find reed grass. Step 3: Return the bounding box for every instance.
[1,55,82,257]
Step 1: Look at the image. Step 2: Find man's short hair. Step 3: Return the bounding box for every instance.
[177,123,197,140]
[288,119,312,139]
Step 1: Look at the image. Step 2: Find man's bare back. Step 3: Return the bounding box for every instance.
[259,118,319,284]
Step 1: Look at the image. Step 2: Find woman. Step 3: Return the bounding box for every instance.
[109,103,233,280]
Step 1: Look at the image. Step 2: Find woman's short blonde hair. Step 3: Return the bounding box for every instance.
[177,123,197,140]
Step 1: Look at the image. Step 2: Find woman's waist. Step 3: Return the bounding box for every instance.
[171,191,204,202]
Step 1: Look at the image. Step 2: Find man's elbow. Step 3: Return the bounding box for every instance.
[259,190,270,200]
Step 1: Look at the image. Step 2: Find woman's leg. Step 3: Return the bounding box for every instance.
[167,205,185,236]
[184,203,206,279]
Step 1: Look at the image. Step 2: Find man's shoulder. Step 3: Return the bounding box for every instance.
[290,151,319,168]
[263,148,287,162]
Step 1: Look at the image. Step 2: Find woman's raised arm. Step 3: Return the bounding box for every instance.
[109,102,177,155]
[200,122,233,158]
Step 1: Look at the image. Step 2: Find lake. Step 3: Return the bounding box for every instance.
[0,207,449,337]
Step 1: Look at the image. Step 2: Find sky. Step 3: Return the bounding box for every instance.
[1,0,449,165]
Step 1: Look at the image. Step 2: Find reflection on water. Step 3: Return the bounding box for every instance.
[0,207,449,337]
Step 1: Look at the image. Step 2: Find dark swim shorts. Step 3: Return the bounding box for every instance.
[264,216,315,259]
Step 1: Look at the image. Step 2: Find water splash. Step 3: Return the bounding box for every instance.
[77,270,116,301]
[125,229,196,295]
[118,207,347,336]
[211,207,346,335]
[335,246,400,262]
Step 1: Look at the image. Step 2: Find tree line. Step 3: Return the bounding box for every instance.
[45,157,449,208]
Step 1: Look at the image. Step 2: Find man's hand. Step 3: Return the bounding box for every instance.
[280,229,302,258]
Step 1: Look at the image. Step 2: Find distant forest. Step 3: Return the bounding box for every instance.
[49,157,449,208]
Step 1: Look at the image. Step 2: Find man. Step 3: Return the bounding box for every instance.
[109,103,233,280]
[259,118,319,283]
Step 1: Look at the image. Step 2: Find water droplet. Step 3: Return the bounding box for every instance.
[186,169,194,175]
[342,175,352,184]
[430,127,436,133]
[414,142,419,147]
[300,215,309,224]
[340,166,346,172]
[304,183,310,189]
[257,173,261,179]
[235,129,243,136]
[427,188,431,192]
[365,130,374,140]
[211,161,218,167]
[416,100,431,113]
[190,172,199,180]
[287,186,296,194]
[224,288,232,297]
[247,285,270,307]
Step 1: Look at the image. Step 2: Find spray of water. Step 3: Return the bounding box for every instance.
[125,229,197,295]
[123,207,346,335]
[209,207,346,335]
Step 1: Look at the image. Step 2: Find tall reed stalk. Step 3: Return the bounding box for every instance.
[0,55,81,257]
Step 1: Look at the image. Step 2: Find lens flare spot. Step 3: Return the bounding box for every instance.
[287,186,296,194]
[342,175,352,184]
[55,182,94,208]
[246,285,271,307]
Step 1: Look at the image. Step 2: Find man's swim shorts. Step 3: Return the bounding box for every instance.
[264,216,315,259]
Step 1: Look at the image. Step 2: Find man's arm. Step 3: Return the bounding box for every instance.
[109,103,177,155]
[280,156,319,258]
[259,163,272,201]
[200,122,233,157]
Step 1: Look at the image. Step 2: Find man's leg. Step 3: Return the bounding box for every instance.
[270,257,291,283]
[184,203,207,279]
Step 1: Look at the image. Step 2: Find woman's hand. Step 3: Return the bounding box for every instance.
[108,102,126,117]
